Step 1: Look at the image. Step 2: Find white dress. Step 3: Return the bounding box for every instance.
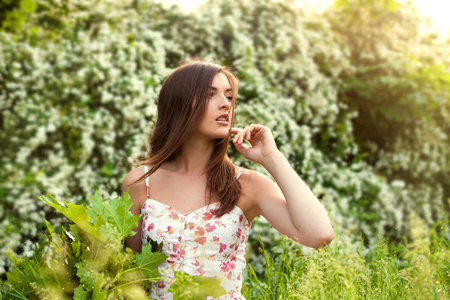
[141,166,251,299]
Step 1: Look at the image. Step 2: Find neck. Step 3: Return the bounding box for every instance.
[167,136,216,177]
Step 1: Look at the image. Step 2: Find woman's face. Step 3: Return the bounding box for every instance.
[196,72,233,140]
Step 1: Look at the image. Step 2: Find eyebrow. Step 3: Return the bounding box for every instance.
[210,87,233,92]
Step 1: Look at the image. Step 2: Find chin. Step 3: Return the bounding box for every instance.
[202,126,231,140]
[213,134,229,140]
[212,131,230,140]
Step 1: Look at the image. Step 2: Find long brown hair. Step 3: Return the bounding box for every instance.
[135,60,241,217]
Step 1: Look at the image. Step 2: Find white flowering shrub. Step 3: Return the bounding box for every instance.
[0,1,169,273]
[0,0,448,274]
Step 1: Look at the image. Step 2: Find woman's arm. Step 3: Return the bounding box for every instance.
[231,125,333,248]
[122,168,147,253]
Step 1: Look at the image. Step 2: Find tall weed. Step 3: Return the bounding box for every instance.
[244,214,449,299]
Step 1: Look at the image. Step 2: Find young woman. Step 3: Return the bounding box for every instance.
[122,60,333,299]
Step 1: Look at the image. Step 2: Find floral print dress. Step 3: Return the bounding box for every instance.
[141,166,251,300]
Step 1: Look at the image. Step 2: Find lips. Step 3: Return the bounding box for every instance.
[216,114,229,122]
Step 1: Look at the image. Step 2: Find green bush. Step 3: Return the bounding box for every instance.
[0,1,165,272]
[327,0,450,220]
[0,0,448,274]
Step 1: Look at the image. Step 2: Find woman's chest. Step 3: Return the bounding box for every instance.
[147,171,213,215]
[140,199,251,254]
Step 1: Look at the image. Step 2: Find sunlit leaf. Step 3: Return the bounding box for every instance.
[102,192,141,239]
[88,191,106,223]
[92,280,107,300]
[168,271,227,300]
[40,195,104,241]
[135,242,167,278]
[74,285,91,300]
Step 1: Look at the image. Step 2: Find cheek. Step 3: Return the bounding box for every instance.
[205,103,216,119]
[199,108,214,127]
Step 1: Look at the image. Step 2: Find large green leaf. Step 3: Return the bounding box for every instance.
[92,280,107,300]
[73,285,91,300]
[135,243,167,278]
[102,193,141,239]
[40,195,104,241]
[87,191,106,223]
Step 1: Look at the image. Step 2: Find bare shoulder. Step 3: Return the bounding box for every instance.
[238,168,277,192]
[122,166,145,191]
[236,168,282,221]
[122,166,147,208]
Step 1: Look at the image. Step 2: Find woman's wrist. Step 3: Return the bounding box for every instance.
[260,150,286,173]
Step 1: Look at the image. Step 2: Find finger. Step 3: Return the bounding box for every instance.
[249,124,261,140]
[235,128,242,143]
[233,133,240,143]
[238,131,244,144]
[246,128,252,140]
[240,127,249,144]
[230,128,241,134]
[230,128,242,143]
[233,140,248,155]
[232,130,243,143]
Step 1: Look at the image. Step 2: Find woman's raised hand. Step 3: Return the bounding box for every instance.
[230,124,279,165]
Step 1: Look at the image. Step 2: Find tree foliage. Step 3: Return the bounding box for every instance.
[327,0,450,217]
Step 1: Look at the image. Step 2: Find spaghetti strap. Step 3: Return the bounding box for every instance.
[236,169,246,180]
[144,166,150,199]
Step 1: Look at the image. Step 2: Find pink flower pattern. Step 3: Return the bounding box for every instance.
[141,199,251,300]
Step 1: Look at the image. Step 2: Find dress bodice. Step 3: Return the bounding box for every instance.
[140,167,251,300]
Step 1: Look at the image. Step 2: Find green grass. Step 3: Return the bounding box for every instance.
[243,214,450,300]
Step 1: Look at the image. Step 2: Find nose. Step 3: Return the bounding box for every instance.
[219,95,231,110]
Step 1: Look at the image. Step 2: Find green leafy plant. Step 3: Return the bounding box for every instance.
[0,192,164,299]
[168,271,226,300]
[0,191,227,299]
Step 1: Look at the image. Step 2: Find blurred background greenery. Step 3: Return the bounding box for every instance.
[0,0,449,282]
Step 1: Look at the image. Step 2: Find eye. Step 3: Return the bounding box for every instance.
[226,95,233,101]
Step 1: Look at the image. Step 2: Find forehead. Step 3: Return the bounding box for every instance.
[211,72,232,90]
